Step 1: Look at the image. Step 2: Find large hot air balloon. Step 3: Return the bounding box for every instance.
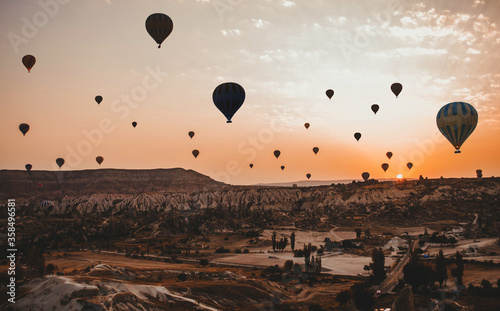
[407,162,413,170]
[304,123,310,129]
[306,173,311,180]
[188,131,195,139]
[96,156,104,165]
[371,104,379,114]
[280,165,285,171]
[56,158,65,168]
[22,55,36,72]
[145,13,173,48]
[313,147,319,155]
[436,102,478,153]
[132,121,137,128]
[354,132,361,141]
[362,172,370,181]
[25,164,32,174]
[249,163,254,168]
[381,163,389,172]
[192,149,199,158]
[326,89,334,99]
[19,123,30,136]
[274,150,281,159]
[386,152,393,160]
[213,82,245,123]
[391,83,402,98]
[95,96,103,104]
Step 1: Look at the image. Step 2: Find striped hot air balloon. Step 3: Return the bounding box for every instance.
[212,82,245,123]
[145,13,173,48]
[436,102,478,153]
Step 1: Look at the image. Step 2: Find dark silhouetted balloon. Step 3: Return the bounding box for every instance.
[19,123,30,136]
[391,83,402,98]
[407,162,413,170]
[354,132,361,141]
[362,172,370,181]
[213,82,245,123]
[436,102,478,153]
[304,123,310,129]
[476,169,482,178]
[371,104,379,114]
[249,163,254,168]
[192,149,199,158]
[95,96,103,104]
[274,150,281,159]
[132,121,137,128]
[386,152,393,160]
[381,163,389,172]
[326,89,334,99]
[22,55,36,72]
[25,164,32,173]
[306,173,311,179]
[96,156,104,165]
[281,165,285,170]
[313,147,319,155]
[56,158,65,168]
[146,13,173,48]
[188,131,195,139]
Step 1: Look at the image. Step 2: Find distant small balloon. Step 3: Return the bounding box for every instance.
[36,183,43,190]
[326,89,334,99]
[56,158,65,169]
[362,172,370,181]
[381,163,389,172]
[274,150,281,159]
[25,164,32,173]
[281,165,285,170]
[19,123,30,136]
[22,55,36,72]
[313,147,319,155]
[304,123,310,129]
[354,132,361,141]
[391,83,402,98]
[306,173,311,180]
[406,162,413,170]
[132,121,137,128]
[188,131,195,139]
[96,156,104,165]
[371,104,379,114]
[95,96,103,104]
[192,149,199,158]
[386,152,393,160]
[249,163,254,168]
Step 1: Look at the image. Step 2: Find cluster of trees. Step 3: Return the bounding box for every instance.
[428,232,458,245]
[271,231,295,251]
[335,283,375,311]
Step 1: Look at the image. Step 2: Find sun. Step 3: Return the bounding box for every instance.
[397,174,403,179]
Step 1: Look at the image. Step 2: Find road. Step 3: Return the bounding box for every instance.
[376,239,416,294]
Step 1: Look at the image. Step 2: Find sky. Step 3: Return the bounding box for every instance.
[1,0,499,185]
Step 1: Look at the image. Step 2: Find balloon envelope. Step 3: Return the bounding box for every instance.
[306,173,311,179]
[19,123,30,136]
[407,162,413,170]
[249,163,254,168]
[192,149,199,158]
[25,164,32,172]
[145,13,173,48]
[95,96,103,104]
[354,132,361,141]
[280,165,285,170]
[326,89,334,99]
[381,163,389,172]
[132,122,137,128]
[96,156,104,165]
[386,152,393,159]
[213,82,245,123]
[274,150,281,159]
[436,102,478,153]
[188,131,195,139]
[313,147,319,155]
[391,83,402,97]
[22,55,36,72]
[304,123,310,129]
[56,158,65,168]
[362,172,370,181]
[371,104,379,114]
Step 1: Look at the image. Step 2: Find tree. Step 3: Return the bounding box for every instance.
[371,248,386,283]
[272,231,277,251]
[199,259,209,267]
[353,287,375,311]
[435,250,447,287]
[403,251,434,289]
[283,260,294,271]
[25,245,45,277]
[46,263,56,275]
[355,228,362,239]
[291,232,296,251]
[451,251,464,286]
[336,290,351,307]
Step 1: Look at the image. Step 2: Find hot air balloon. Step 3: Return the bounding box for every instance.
[381,163,389,172]
[22,55,36,72]
[326,89,334,99]
[192,149,199,158]
[188,131,195,139]
[25,164,32,174]
[40,200,53,208]
[406,162,413,170]
[249,163,254,168]
[36,183,43,190]
[19,123,30,136]
[391,83,402,98]
[213,82,245,123]
[476,169,482,178]
[96,156,104,165]
[95,96,103,104]
[274,150,281,159]
[306,173,311,179]
[304,123,310,129]
[371,104,379,114]
[145,13,173,48]
[56,158,65,169]
[436,102,478,153]
[354,132,361,141]
[40,200,54,215]
[313,147,319,155]
[281,165,285,170]
[362,172,370,181]
[386,152,393,160]
[132,121,137,128]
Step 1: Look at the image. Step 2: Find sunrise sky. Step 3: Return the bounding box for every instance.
[1,0,499,185]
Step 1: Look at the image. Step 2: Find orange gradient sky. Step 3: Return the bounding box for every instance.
[1,0,499,185]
